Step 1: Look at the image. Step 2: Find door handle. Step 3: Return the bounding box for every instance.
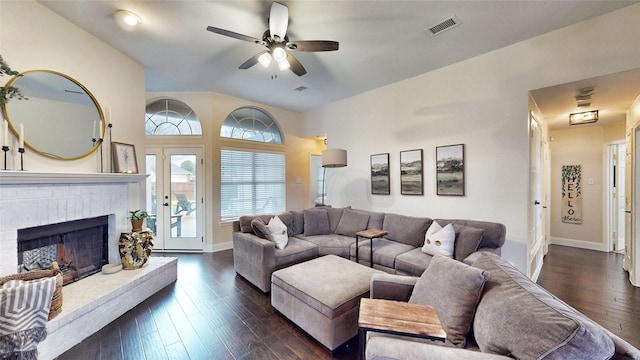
[534,201,541,205]
[164,203,169,207]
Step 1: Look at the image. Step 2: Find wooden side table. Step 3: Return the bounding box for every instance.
[355,229,388,267]
[358,298,446,360]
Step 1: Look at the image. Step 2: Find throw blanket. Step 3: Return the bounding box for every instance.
[0,277,56,359]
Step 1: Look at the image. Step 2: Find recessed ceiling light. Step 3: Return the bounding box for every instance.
[115,10,142,28]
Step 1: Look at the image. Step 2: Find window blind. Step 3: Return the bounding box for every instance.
[220,149,286,222]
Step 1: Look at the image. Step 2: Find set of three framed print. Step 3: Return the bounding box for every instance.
[370,144,464,196]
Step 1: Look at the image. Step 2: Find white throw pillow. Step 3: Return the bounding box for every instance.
[421,221,455,257]
[266,215,289,249]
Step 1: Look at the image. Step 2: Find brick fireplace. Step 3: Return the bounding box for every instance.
[0,171,177,358]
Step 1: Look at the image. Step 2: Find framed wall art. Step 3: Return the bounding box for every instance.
[436,144,464,196]
[371,153,390,195]
[112,142,138,173]
[400,149,423,195]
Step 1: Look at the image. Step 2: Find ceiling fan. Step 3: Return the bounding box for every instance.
[206,2,339,76]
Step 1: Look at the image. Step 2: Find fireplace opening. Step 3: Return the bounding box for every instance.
[17,216,109,286]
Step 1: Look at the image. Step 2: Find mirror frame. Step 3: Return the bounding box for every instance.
[1,70,105,160]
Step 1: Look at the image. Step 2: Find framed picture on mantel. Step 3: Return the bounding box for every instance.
[112,142,138,174]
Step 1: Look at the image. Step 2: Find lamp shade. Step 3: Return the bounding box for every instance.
[322,149,347,168]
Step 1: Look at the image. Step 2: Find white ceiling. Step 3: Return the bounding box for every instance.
[39,0,639,122]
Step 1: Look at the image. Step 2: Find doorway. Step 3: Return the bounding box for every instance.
[606,142,626,252]
[146,146,204,251]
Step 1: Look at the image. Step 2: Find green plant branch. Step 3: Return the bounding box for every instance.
[0,55,26,106]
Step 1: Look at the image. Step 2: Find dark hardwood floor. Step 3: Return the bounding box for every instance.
[56,245,639,359]
[536,244,640,348]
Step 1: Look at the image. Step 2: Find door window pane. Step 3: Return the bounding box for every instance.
[170,154,197,237]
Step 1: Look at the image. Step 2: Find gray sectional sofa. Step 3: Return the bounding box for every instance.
[232,206,506,292]
[365,252,640,360]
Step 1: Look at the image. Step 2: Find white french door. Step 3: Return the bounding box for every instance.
[146,146,204,251]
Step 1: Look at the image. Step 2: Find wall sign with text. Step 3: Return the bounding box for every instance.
[562,165,582,224]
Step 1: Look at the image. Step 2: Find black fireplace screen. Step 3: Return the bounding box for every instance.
[17,216,109,286]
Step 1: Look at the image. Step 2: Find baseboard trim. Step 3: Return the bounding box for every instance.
[210,241,233,253]
[550,237,608,252]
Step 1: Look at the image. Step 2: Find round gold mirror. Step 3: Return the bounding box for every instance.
[1,70,104,160]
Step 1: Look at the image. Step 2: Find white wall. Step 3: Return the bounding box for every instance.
[549,123,625,250]
[0,1,145,173]
[302,3,640,273]
[146,92,323,251]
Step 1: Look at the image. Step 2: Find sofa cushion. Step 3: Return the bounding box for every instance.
[274,237,318,269]
[326,206,351,233]
[422,221,455,257]
[239,214,272,233]
[352,209,386,230]
[335,209,370,237]
[303,209,331,236]
[296,234,355,258]
[453,224,483,261]
[266,215,289,249]
[472,252,614,359]
[290,211,304,235]
[250,218,269,239]
[351,238,415,268]
[394,248,434,276]
[409,255,489,347]
[277,212,296,237]
[383,213,432,247]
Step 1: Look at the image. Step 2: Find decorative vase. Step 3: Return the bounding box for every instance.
[118,230,154,270]
[131,219,143,232]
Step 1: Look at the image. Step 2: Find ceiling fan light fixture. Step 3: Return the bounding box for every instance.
[278,59,290,71]
[258,52,272,67]
[272,47,287,62]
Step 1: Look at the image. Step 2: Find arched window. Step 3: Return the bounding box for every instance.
[145,98,202,135]
[220,107,285,221]
[220,107,283,144]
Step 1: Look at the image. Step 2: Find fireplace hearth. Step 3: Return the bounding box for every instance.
[17,216,109,286]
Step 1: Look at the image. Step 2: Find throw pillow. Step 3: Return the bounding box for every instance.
[335,209,370,237]
[421,221,455,257]
[0,277,57,358]
[303,209,331,236]
[250,218,269,239]
[408,255,490,347]
[276,212,295,237]
[452,224,484,261]
[266,216,288,249]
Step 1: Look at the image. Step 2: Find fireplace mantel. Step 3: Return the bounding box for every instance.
[0,171,147,185]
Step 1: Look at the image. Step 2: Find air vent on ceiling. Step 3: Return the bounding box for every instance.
[426,16,461,37]
[294,86,308,92]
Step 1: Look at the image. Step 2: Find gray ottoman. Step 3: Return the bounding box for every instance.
[271,255,383,351]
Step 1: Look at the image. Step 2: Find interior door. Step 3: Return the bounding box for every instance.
[146,146,204,251]
[529,113,545,279]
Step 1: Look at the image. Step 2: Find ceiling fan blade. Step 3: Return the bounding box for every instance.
[286,40,339,52]
[206,26,263,44]
[269,2,288,41]
[286,53,307,76]
[239,51,269,70]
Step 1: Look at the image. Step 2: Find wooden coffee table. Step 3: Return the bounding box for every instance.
[355,229,388,267]
[358,298,446,360]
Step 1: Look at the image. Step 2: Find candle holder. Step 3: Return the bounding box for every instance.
[2,146,8,170]
[18,147,25,171]
[98,138,104,173]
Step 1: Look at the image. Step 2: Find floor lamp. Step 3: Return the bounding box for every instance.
[321,149,347,206]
